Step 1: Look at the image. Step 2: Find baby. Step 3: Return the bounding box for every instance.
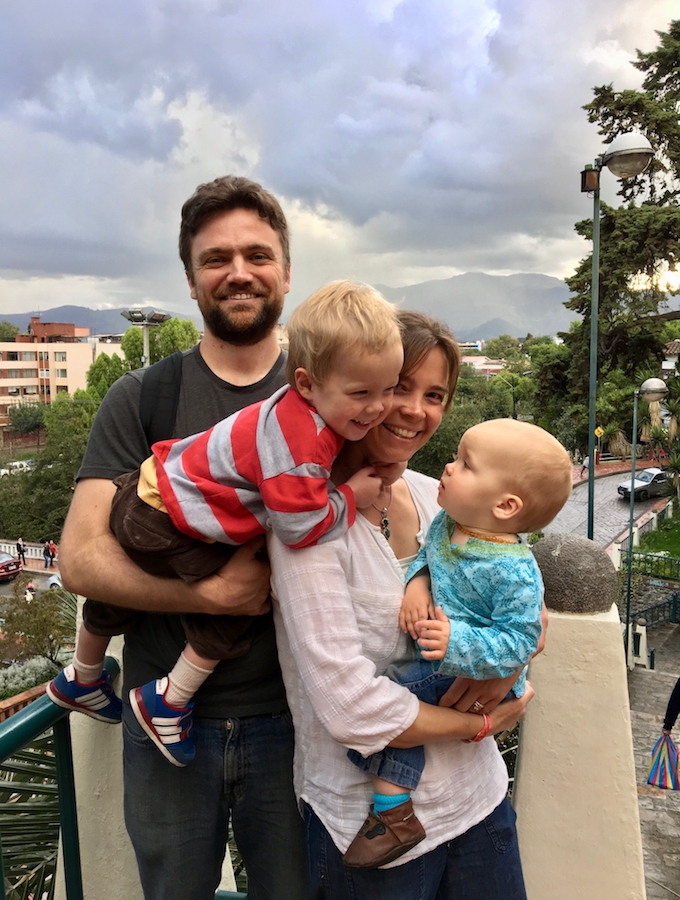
[48,280,403,767]
[343,418,572,869]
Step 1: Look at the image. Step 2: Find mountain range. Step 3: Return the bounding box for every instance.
[0,272,578,342]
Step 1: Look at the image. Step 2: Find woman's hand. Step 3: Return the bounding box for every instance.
[438,669,522,714]
[487,683,534,735]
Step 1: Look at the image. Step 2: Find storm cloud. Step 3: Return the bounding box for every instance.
[0,0,676,319]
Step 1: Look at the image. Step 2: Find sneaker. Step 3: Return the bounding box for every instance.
[129,677,195,767]
[46,665,122,724]
[342,799,426,869]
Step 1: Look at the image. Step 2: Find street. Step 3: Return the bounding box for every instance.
[545,474,660,547]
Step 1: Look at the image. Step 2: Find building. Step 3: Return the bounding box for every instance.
[0,317,125,441]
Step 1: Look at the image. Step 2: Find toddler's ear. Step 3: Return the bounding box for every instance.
[294,367,315,400]
[493,494,523,522]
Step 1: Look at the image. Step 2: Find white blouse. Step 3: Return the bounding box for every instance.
[269,469,508,865]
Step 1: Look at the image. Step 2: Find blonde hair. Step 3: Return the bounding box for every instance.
[471,419,572,533]
[285,280,401,385]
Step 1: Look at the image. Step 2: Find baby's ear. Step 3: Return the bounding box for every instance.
[294,367,315,400]
[493,494,523,522]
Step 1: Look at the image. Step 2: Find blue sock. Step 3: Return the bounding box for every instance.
[373,791,410,813]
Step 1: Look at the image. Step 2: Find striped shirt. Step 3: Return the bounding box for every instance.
[152,385,355,549]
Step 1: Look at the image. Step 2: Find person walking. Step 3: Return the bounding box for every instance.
[16,537,26,566]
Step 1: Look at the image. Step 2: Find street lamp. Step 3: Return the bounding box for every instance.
[121,308,172,367]
[624,377,668,663]
[494,371,531,420]
[581,132,654,541]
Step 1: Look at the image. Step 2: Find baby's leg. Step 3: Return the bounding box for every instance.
[164,644,219,708]
[73,627,112,683]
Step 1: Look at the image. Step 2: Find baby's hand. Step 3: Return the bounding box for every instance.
[416,607,450,660]
[400,574,435,640]
[345,466,381,508]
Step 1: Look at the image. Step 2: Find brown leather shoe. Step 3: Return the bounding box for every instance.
[342,799,426,869]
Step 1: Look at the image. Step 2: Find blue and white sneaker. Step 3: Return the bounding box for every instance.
[129,677,195,767]
[46,665,122,723]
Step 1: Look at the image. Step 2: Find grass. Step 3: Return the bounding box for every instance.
[638,508,680,556]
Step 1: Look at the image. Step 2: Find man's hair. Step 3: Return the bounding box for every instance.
[179,175,290,277]
[472,419,572,533]
[398,310,461,412]
[285,281,401,386]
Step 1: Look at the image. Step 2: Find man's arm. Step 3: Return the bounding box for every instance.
[60,478,271,617]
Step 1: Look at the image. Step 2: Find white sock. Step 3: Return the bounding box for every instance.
[164,650,214,708]
[73,655,105,685]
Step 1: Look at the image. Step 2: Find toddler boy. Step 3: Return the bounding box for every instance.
[48,280,403,766]
[343,418,572,868]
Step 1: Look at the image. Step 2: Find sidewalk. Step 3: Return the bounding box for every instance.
[571,457,659,486]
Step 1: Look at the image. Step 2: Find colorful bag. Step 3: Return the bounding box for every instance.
[647,733,679,790]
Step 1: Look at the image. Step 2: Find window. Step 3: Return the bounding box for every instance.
[21,352,37,362]
[23,386,37,395]
[6,352,18,362]
[40,385,51,396]
[54,351,67,362]
[39,368,49,378]
[56,385,68,394]
[7,369,20,378]
[22,369,37,378]
[39,351,48,362]
[8,387,20,397]
[55,369,67,378]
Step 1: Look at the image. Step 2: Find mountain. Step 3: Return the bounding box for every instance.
[0,272,575,342]
[0,305,202,335]
[374,272,575,339]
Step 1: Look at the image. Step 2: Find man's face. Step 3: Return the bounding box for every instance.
[187,207,291,346]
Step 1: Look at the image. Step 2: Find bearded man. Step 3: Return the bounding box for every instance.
[60,176,307,900]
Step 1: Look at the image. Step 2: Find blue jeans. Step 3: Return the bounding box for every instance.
[347,661,456,790]
[305,797,526,900]
[123,705,308,900]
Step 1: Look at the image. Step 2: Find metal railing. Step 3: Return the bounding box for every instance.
[630,593,679,629]
[0,660,247,900]
[619,550,680,582]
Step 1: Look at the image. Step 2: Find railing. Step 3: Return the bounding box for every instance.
[630,592,679,629]
[0,660,247,900]
[619,549,680,581]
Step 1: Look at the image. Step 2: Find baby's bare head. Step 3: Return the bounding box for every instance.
[467,419,572,533]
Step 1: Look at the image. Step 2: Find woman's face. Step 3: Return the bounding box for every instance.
[360,345,449,466]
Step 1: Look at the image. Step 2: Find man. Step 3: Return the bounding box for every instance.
[60,176,307,900]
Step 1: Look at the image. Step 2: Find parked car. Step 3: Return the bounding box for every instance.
[617,467,670,501]
[0,552,22,582]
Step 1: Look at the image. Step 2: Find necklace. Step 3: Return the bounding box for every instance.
[371,486,393,540]
[456,523,517,544]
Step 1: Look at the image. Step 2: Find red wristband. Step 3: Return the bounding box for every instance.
[463,713,492,743]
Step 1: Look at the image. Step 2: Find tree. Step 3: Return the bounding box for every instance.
[86,351,127,400]
[0,322,19,341]
[537,21,680,440]
[121,317,200,370]
[1,576,75,665]
[7,402,45,448]
[484,335,522,360]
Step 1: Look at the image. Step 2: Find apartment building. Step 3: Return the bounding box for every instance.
[0,317,123,437]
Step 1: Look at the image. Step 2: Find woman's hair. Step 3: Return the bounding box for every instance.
[397,310,461,412]
[285,280,401,386]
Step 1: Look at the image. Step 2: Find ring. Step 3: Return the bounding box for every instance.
[471,701,484,713]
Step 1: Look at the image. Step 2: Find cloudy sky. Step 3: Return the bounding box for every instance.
[0,0,676,321]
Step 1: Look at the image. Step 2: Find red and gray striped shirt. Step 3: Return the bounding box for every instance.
[152,386,356,550]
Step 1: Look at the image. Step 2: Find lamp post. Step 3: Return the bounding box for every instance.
[624,377,668,663]
[121,309,172,367]
[494,371,531,419]
[581,132,654,541]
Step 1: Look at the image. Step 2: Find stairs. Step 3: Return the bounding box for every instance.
[627,623,680,898]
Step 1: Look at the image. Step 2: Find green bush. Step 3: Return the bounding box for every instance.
[0,657,58,701]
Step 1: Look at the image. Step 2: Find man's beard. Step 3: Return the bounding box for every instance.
[199,290,284,346]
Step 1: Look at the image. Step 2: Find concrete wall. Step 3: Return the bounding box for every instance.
[514,605,645,899]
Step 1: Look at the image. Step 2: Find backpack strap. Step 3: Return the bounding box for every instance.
[139,351,184,447]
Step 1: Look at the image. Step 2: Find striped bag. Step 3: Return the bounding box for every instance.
[647,734,679,790]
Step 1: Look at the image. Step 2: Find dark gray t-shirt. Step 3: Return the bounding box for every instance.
[78,344,289,717]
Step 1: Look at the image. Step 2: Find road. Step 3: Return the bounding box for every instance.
[544,474,660,547]
[0,569,57,600]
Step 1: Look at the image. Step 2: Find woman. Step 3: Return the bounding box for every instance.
[270,311,531,899]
